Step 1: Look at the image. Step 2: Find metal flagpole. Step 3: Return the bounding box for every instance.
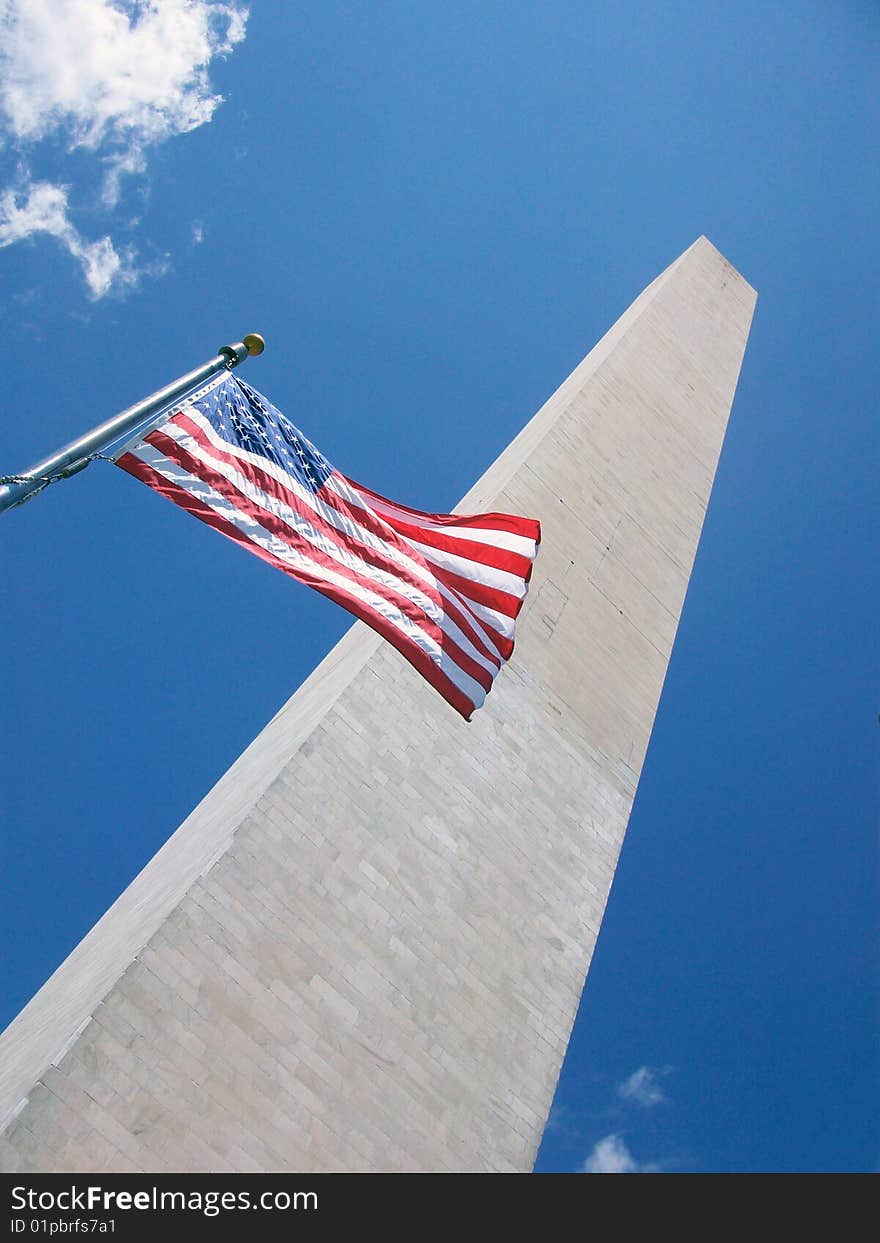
[0,333,265,516]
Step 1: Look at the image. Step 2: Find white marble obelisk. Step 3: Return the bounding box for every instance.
[0,237,756,1172]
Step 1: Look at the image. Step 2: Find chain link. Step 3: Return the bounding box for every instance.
[0,452,112,488]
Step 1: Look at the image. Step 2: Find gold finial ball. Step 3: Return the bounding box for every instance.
[243,333,265,356]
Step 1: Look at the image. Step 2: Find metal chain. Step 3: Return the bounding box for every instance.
[0,452,113,487]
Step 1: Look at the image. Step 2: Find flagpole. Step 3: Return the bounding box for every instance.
[0,333,265,516]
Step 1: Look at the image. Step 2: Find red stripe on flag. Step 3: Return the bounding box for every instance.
[423,561,524,620]
[343,475,542,543]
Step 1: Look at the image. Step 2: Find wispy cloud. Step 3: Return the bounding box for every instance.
[581,1133,662,1174]
[617,1065,670,1109]
[0,0,248,296]
[0,180,139,298]
[573,1065,674,1173]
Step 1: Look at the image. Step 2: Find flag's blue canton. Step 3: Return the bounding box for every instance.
[195,375,333,495]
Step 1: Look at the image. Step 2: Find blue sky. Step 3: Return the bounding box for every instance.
[1,1,877,1173]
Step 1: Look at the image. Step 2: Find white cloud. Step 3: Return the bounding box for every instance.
[581,1134,661,1174]
[618,1065,669,1108]
[101,146,148,211]
[191,219,205,245]
[0,1,248,295]
[0,179,139,298]
[0,0,247,154]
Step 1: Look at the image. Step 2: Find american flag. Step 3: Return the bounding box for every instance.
[116,373,540,719]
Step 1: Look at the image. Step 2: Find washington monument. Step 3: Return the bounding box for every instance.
[0,236,756,1173]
